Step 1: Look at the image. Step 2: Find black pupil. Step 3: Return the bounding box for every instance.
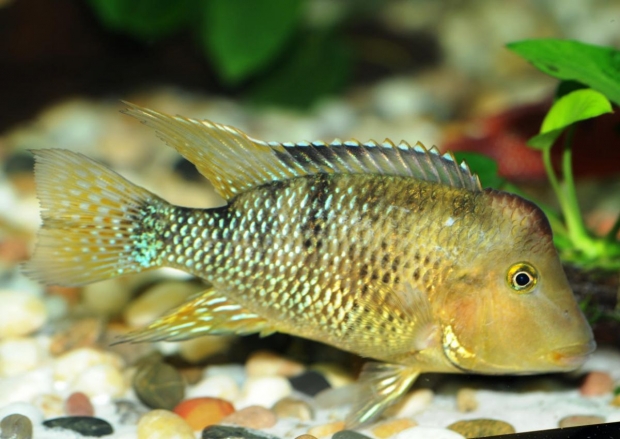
[515,272,531,287]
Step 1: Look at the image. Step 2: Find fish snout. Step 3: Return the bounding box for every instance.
[549,340,597,369]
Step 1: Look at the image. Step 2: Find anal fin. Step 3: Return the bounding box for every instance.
[116,287,276,343]
[345,362,419,428]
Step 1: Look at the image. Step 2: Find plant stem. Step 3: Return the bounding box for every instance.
[560,126,589,241]
[606,213,620,242]
[542,136,568,213]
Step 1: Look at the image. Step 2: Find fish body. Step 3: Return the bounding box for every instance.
[26,104,595,426]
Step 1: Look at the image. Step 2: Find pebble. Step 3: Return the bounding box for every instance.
[246,351,305,378]
[49,318,103,356]
[384,388,433,418]
[289,370,331,396]
[53,348,124,383]
[580,371,614,396]
[332,431,373,439]
[70,363,127,399]
[0,337,43,377]
[123,281,202,329]
[137,409,194,439]
[187,374,240,400]
[201,425,281,439]
[241,376,292,408]
[221,405,276,429]
[392,426,465,439]
[114,400,148,425]
[295,435,318,439]
[177,335,236,364]
[178,367,204,385]
[32,394,64,418]
[272,397,314,421]
[307,420,345,438]
[43,416,114,437]
[309,363,353,388]
[173,397,235,430]
[0,403,44,426]
[0,413,33,439]
[371,418,418,439]
[65,392,94,417]
[447,419,516,438]
[558,414,606,428]
[133,360,185,410]
[456,388,478,412]
[0,291,47,339]
[82,278,132,317]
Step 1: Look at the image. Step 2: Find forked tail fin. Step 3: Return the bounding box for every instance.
[24,149,172,286]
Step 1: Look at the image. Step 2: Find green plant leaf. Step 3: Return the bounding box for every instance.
[200,0,303,84]
[87,0,195,41]
[453,152,504,189]
[527,88,613,150]
[507,39,620,106]
[248,31,351,108]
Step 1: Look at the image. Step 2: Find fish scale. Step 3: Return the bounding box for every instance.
[25,104,595,427]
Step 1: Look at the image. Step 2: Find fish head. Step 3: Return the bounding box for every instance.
[439,191,595,375]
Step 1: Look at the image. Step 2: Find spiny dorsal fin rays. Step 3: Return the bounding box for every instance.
[123,103,481,201]
[115,287,277,343]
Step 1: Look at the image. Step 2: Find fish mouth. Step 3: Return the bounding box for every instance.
[549,340,596,369]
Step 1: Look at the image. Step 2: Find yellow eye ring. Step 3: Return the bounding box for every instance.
[506,262,538,293]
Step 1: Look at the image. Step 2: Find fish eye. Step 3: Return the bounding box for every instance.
[506,262,538,293]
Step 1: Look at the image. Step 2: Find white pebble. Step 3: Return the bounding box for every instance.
[123,281,202,329]
[385,388,434,418]
[372,78,433,120]
[53,348,124,383]
[392,426,465,439]
[0,402,44,424]
[0,369,54,407]
[187,374,240,400]
[0,337,44,377]
[240,376,292,408]
[0,291,47,339]
[69,363,127,400]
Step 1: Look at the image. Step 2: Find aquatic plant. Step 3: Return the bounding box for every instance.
[85,0,351,108]
[463,39,620,272]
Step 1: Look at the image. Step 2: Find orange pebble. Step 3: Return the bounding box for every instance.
[173,397,235,430]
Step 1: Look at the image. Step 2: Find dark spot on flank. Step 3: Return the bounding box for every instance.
[381,254,390,269]
[413,268,420,280]
[382,272,391,284]
[359,264,369,278]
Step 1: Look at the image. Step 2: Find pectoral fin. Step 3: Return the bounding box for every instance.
[116,287,277,343]
[345,362,420,428]
[344,282,439,357]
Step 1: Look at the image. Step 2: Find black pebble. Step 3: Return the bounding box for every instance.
[333,431,374,439]
[43,416,113,437]
[201,425,281,439]
[288,370,331,396]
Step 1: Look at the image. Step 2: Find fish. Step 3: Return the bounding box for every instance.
[25,103,595,427]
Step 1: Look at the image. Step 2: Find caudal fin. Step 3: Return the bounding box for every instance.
[24,149,171,286]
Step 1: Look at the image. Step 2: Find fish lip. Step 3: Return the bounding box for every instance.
[550,340,597,368]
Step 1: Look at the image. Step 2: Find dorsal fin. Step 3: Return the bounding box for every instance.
[123,103,481,200]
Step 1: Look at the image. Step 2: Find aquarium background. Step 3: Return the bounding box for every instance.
[0,1,619,438]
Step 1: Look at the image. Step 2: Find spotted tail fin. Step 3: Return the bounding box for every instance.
[24,149,171,286]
